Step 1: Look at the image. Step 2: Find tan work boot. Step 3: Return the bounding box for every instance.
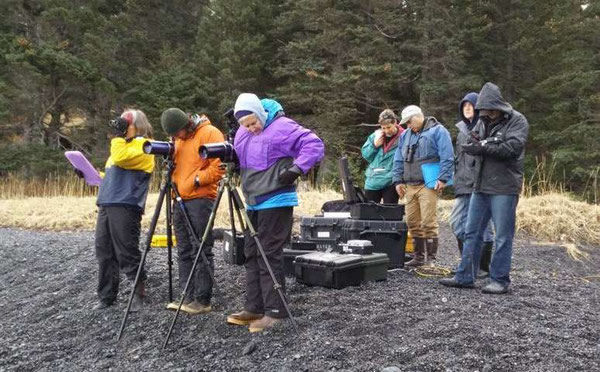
[226,310,264,326]
[166,298,193,311]
[248,315,282,333]
[405,237,425,267]
[425,238,439,266]
[182,300,211,315]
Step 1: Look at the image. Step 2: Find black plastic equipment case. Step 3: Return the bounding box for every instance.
[361,253,389,282]
[294,252,363,289]
[289,240,317,251]
[223,230,245,265]
[283,249,315,277]
[341,219,408,268]
[350,203,405,221]
[300,216,348,251]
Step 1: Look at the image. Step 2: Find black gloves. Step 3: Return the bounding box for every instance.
[461,141,486,155]
[278,168,301,185]
[74,169,84,179]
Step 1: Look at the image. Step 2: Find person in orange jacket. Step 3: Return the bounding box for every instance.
[160,108,225,314]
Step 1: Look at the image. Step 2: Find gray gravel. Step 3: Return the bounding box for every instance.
[0,224,598,371]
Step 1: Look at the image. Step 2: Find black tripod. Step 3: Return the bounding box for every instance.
[117,156,223,342]
[162,162,299,348]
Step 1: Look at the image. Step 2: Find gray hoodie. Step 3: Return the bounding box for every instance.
[470,82,529,195]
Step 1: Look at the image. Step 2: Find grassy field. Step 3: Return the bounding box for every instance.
[1,188,599,247]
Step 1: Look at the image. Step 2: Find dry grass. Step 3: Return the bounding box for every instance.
[0,187,341,233]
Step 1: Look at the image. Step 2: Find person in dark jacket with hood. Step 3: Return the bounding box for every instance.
[440,82,529,294]
[449,92,494,277]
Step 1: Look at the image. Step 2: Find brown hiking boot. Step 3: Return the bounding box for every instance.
[405,237,425,267]
[425,238,439,266]
[248,316,282,333]
[182,300,211,315]
[226,310,264,326]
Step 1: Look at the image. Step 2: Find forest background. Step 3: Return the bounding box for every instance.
[0,0,598,201]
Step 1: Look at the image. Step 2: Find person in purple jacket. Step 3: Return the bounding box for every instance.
[226,93,325,332]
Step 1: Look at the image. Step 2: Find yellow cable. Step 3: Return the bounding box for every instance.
[413,265,452,278]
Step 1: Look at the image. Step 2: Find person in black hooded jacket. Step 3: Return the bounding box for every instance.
[440,82,529,294]
[449,92,494,278]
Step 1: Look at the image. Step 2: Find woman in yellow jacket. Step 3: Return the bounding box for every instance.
[94,109,154,311]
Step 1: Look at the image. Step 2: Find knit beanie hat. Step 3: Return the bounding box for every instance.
[161,108,189,136]
[234,93,267,126]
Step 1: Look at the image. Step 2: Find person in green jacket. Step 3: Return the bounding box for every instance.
[361,109,405,203]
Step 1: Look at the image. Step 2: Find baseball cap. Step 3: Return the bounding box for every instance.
[399,105,423,125]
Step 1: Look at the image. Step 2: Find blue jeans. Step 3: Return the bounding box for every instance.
[455,193,518,286]
[450,194,494,242]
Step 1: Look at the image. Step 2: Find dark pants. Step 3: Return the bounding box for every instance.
[95,206,145,304]
[244,207,293,318]
[173,198,215,306]
[364,185,399,204]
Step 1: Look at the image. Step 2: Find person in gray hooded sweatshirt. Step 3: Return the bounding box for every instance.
[440,82,529,294]
[449,92,494,278]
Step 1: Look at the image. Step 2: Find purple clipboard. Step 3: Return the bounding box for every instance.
[64,151,103,186]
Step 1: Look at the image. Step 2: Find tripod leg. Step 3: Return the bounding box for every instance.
[117,180,168,342]
[166,187,174,303]
[162,181,227,349]
[230,186,299,334]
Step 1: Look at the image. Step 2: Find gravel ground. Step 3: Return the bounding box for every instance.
[0,224,598,372]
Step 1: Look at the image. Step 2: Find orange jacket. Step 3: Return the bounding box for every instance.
[172,119,225,200]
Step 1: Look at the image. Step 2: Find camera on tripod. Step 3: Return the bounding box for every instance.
[143,140,175,156]
[198,107,241,163]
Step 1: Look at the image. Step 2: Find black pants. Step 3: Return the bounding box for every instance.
[95,206,145,304]
[364,185,399,204]
[244,207,293,318]
[173,198,215,306]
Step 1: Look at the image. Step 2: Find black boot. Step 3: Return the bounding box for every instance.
[405,237,425,267]
[425,238,438,266]
[130,281,145,313]
[479,242,493,273]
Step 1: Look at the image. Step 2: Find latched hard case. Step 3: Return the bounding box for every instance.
[299,216,348,251]
[293,252,363,289]
[283,249,315,277]
[361,253,389,282]
[223,230,245,266]
[341,219,408,268]
[349,203,405,221]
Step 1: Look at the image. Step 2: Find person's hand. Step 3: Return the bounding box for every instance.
[373,130,384,148]
[278,168,301,185]
[74,169,84,179]
[461,142,485,155]
[395,183,406,198]
[434,180,446,192]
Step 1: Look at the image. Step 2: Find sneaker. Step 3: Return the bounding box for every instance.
[439,276,475,288]
[248,316,282,333]
[226,310,264,326]
[182,300,211,315]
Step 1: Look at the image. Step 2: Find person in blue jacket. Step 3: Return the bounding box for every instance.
[392,105,454,267]
[361,109,404,203]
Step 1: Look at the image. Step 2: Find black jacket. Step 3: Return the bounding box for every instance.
[471,83,529,195]
[453,93,481,195]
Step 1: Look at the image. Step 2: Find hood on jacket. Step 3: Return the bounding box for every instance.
[459,92,479,128]
[475,82,513,115]
[234,93,268,126]
[261,98,284,128]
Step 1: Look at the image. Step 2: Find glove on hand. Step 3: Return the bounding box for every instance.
[278,168,301,185]
[461,142,486,155]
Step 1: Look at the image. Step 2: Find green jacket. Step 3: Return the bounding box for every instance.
[361,132,399,191]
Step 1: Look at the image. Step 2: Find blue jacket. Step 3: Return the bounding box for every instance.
[392,117,454,185]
